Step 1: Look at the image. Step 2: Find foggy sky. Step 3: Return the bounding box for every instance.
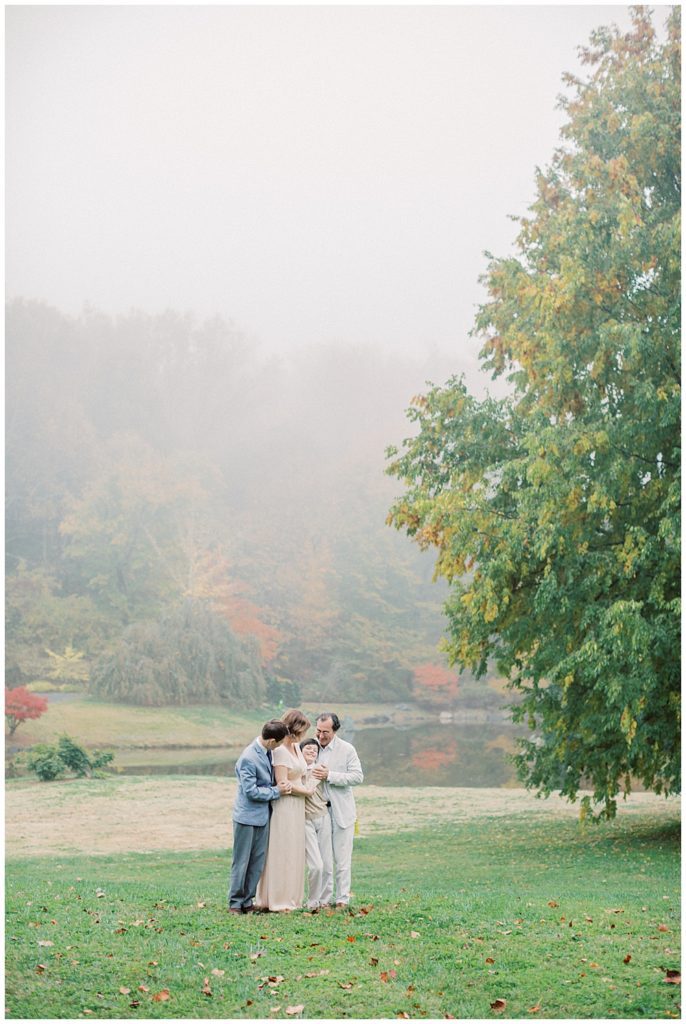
[7,5,636,376]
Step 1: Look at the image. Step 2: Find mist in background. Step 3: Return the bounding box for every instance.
[6,5,635,708]
[7,5,633,367]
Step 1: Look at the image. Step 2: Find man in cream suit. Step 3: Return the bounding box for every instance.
[311,712,363,908]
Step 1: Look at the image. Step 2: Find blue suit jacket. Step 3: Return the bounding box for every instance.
[232,738,281,826]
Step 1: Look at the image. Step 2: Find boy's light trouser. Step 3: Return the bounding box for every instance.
[304,814,332,908]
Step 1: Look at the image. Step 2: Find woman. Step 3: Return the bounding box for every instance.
[255,708,311,911]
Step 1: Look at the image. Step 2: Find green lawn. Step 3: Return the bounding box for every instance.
[11,700,415,753]
[5,811,680,1019]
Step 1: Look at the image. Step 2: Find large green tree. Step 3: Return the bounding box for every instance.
[387,8,680,817]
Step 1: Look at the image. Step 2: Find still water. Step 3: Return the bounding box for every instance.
[115,720,526,788]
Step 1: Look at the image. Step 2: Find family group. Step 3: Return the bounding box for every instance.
[228,709,364,914]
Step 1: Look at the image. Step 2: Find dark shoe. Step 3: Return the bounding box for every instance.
[228,907,243,915]
[242,904,255,914]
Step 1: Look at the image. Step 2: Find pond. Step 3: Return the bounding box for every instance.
[112,719,527,788]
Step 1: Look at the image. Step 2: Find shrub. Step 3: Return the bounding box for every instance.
[24,744,66,781]
[23,736,113,782]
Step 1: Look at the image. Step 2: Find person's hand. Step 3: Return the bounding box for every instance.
[277,780,292,795]
[312,765,329,780]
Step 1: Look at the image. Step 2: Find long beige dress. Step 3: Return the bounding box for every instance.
[255,743,307,911]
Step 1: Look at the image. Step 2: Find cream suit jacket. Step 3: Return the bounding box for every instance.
[318,735,363,829]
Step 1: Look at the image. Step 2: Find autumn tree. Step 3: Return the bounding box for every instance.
[5,687,48,736]
[412,662,460,709]
[90,599,267,707]
[387,9,680,817]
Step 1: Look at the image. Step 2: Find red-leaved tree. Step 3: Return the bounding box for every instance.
[5,687,48,736]
[412,662,460,709]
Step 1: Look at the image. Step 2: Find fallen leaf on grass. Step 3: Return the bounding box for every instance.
[664,971,681,985]
[211,969,225,977]
[357,904,374,915]
[607,908,624,915]
[485,957,495,965]
[138,985,149,993]
[547,901,559,908]
[38,940,54,947]
[128,1001,139,1009]
[397,1014,411,1019]
[589,963,600,969]
[152,990,170,1002]
[369,957,379,967]
[197,902,206,908]
[346,936,356,943]
[201,978,212,996]
[624,955,632,964]
[35,965,46,974]
[118,987,130,995]
[270,1008,281,1014]
[658,925,670,933]
[249,950,265,960]
[528,1004,541,1014]
[380,970,397,983]
[338,982,353,990]
[286,1006,305,1016]
[258,976,285,990]
[490,999,507,1013]
[410,931,420,938]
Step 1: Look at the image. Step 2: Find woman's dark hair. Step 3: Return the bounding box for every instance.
[316,712,340,732]
[300,737,320,751]
[262,719,289,741]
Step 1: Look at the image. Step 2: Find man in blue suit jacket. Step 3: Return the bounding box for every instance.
[228,719,291,914]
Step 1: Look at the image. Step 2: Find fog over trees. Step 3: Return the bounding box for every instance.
[6,298,467,706]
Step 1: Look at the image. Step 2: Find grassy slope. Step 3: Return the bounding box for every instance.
[5,812,680,1019]
[10,700,404,751]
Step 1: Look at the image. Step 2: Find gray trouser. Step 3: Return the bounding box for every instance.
[228,821,270,909]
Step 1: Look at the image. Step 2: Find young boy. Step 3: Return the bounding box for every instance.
[300,737,333,911]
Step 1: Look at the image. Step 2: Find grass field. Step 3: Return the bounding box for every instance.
[5,795,680,1019]
[9,699,418,753]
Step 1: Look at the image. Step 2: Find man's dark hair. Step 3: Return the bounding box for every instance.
[261,719,289,741]
[300,737,320,750]
[316,712,340,732]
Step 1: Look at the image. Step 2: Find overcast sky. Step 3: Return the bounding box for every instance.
[7,4,639,374]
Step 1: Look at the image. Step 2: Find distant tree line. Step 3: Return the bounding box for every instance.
[6,299,459,707]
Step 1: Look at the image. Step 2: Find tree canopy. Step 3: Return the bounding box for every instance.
[387,8,680,816]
